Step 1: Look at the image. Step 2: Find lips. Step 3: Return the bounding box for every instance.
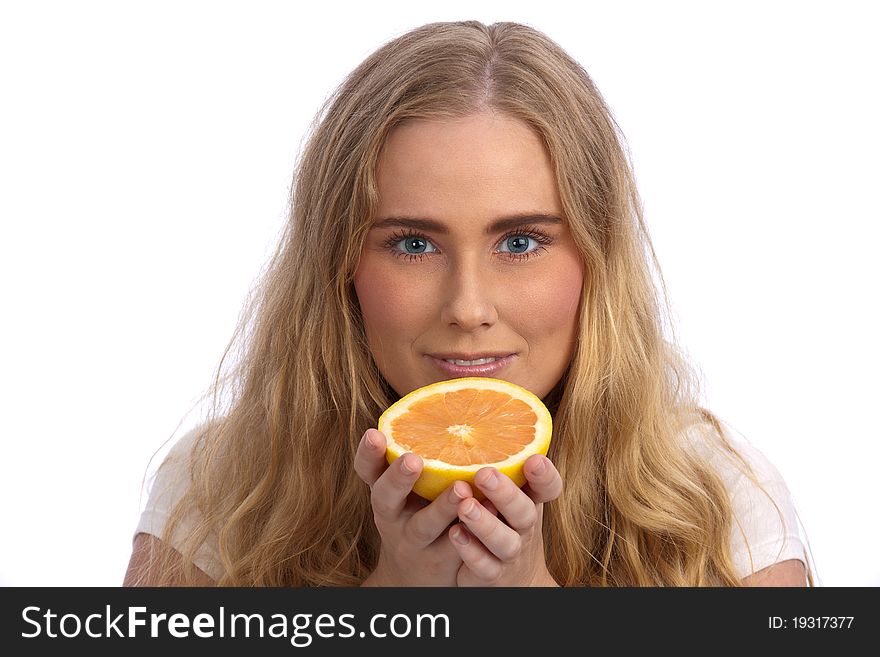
[429,352,515,361]
[426,353,517,377]
[442,356,500,366]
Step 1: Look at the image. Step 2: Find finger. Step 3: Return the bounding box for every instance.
[353,429,388,487]
[482,498,499,517]
[449,524,502,584]
[457,497,522,562]
[369,452,423,522]
[522,455,563,504]
[473,467,537,532]
[404,480,473,548]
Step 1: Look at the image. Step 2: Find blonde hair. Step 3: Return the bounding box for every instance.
[143,20,812,586]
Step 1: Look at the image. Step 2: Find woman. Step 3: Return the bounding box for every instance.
[125,20,813,586]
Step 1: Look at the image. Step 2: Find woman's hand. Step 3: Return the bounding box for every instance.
[449,454,563,586]
[353,428,467,586]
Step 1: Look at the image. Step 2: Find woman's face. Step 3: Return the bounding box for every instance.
[353,111,584,401]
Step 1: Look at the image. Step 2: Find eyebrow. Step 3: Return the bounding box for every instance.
[369,213,565,235]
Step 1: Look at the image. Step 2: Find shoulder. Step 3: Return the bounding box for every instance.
[139,426,204,514]
[133,424,224,581]
[684,418,810,581]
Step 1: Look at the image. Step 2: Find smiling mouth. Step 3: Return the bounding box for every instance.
[428,352,516,366]
[441,356,502,366]
[426,353,518,373]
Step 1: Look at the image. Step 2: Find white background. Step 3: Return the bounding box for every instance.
[1,1,877,586]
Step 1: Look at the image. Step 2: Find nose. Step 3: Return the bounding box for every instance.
[439,260,499,330]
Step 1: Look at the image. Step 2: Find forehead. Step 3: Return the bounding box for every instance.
[375,113,562,224]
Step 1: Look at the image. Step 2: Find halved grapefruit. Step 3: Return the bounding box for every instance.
[377,377,553,501]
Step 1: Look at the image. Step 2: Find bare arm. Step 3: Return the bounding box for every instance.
[741,558,807,587]
[123,532,216,586]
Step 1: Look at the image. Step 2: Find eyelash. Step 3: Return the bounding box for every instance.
[381,224,554,263]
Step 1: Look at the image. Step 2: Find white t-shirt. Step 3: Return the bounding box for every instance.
[134,422,811,584]
[684,420,811,581]
[135,427,224,580]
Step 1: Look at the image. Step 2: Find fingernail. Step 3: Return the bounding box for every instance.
[531,456,547,476]
[451,481,469,501]
[452,525,470,545]
[462,499,481,521]
[400,453,419,475]
[478,469,497,491]
[365,431,379,450]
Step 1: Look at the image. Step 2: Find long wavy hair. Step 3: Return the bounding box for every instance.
[144,20,812,586]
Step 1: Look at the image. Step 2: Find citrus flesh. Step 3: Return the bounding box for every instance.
[377,377,553,501]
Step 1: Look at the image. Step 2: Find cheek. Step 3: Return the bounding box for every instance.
[551,272,583,326]
[354,259,425,339]
[515,262,583,333]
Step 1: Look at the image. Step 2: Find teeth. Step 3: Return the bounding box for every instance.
[444,357,498,366]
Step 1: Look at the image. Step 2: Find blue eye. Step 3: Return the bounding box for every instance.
[396,236,438,255]
[499,235,535,255]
